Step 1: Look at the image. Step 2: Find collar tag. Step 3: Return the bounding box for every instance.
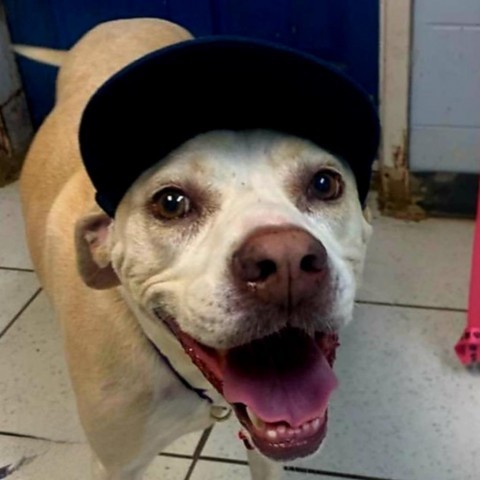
[210,405,232,422]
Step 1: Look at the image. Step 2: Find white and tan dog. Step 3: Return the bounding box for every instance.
[19,18,373,480]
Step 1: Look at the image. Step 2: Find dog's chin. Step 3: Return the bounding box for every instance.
[153,309,339,461]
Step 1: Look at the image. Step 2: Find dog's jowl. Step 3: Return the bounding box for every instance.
[20,18,379,480]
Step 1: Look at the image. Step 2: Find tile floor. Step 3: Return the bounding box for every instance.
[0,181,478,480]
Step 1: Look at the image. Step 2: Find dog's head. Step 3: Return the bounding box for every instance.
[76,129,372,460]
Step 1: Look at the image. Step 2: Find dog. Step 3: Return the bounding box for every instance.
[19,18,377,480]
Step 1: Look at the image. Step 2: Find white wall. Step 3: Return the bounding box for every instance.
[409,0,480,173]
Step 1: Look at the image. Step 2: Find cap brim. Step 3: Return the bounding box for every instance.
[79,36,380,216]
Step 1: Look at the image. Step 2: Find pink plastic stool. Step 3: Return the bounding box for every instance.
[455,182,480,366]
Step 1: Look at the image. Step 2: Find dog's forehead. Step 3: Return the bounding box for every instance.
[138,130,349,190]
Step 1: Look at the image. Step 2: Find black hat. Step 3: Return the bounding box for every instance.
[79,36,380,217]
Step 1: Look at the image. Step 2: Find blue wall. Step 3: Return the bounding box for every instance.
[4,0,379,128]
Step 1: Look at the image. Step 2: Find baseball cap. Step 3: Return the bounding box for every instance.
[79,36,381,216]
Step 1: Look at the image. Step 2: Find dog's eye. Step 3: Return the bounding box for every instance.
[309,170,344,201]
[150,188,191,220]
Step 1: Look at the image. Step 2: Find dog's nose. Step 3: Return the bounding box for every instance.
[231,227,328,306]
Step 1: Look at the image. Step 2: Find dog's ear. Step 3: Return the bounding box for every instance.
[75,212,120,289]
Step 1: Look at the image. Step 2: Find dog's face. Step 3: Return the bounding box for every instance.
[77,130,372,461]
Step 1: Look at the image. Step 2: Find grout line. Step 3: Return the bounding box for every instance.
[197,455,397,480]
[0,266,35,273]
[198,455,248,466]
[183,428,213,479]
[192,428,213,460]
[183,427,213,480]
[412,123,480,130]
[285,464,397,480]
[160,452,193,460]
[0,288,42,339]
[0,430,81,445]
[427,22,480,29]
[355,299,466,314]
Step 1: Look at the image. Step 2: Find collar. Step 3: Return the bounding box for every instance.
[121,289,231,418]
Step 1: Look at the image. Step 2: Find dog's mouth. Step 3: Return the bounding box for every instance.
[155,311,339,461]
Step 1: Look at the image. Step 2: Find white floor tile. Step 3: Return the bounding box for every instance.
[0,183,33,270]
[0,293,84,443]
[162,430,203,456]
[190,460,338,480]
[359,215,473,310]
[0,270,38,333]
[200,417,246,462]
[203,303,479,480]
[0,435,192,480]
[144,456,191,480]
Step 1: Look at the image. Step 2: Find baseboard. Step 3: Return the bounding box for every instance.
[410,172,478,219]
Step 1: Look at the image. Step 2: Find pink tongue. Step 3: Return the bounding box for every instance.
[223,329,338,428]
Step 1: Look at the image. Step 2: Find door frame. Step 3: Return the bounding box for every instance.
[378,0,417,217]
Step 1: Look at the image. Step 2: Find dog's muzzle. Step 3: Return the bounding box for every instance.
[154,227,340,461]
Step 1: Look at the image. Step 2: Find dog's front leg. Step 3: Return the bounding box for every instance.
[247,448,283,480]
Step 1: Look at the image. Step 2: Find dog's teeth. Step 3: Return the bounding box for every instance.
[302,422,311,433]
[311,418,321,432]
[246,407,264,430]
[245,408,324,441]
[266,429,278,440]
